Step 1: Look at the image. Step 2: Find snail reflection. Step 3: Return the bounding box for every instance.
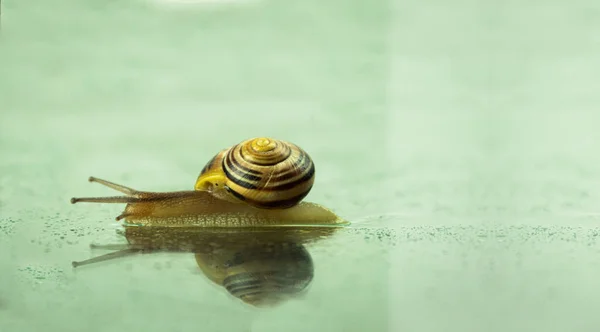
[73,226,342,307]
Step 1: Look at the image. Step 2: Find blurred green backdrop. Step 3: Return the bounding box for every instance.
[2,0,600,331]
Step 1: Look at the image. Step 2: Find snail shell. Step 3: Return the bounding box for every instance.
[194,137,315,209]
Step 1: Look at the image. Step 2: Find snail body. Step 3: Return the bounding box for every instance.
[71,137,348,227]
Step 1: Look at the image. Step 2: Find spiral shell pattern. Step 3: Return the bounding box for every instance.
[222,243,313,306]
[200,137,315,209]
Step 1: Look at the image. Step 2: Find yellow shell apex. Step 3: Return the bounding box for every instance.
[252,138,277,152]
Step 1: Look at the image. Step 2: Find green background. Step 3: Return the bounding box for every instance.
[2,0,600,331]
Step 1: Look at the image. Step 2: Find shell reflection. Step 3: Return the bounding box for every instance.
[73,226,343,307]
[197,241,313,307]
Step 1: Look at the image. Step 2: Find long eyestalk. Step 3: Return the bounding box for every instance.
[72,249,141,268]
[70,176,144,204]
[70,176,216,223]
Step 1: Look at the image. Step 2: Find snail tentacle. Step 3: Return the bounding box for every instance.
[70,196,142,204]
[88,176,139,195]
[116,212,132,221]
[71,176,145,204]
[70,177,181,205]
[72,248,142,268]
[89,243,132,250]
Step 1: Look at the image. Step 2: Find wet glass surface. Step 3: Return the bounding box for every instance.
[3,0,600,331]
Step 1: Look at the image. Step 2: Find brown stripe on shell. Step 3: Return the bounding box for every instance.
[224,270,312,300]
[268,149,310,182]
[223,150,263,186]
[256,149,314,190]
[218,138,315,208]
[224,174,314,207]
[225,184,313,209]
[224,275,263,293]
[228,145,262,175]
[261,162,315,192]
[222,158,260,190]
[199,149,229,176]
[224,272,308,290]
[233,147,313,188]
[200,153,219,174]
[242,149,315,193]
[239,139,291,166]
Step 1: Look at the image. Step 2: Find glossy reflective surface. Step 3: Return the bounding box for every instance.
[3,0,600,331]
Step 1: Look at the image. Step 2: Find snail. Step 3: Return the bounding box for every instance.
[71,226,342,307]
[70,137,349,227]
